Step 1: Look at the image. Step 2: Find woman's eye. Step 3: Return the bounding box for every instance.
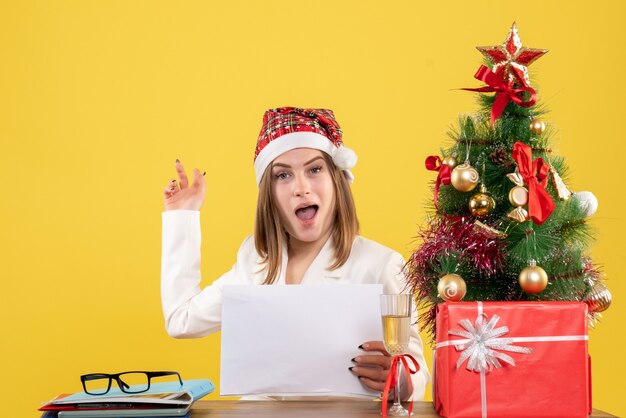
[310,166,322,174]
[274,172,290,180]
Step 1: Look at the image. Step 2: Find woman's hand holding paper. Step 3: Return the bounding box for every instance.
[350,341,411,400]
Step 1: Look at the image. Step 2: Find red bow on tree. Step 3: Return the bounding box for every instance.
[462,65,537,126]
[512,141,555,225]
[425,156,451,212]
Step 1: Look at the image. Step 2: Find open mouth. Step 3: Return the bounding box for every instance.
[295,205,319,221]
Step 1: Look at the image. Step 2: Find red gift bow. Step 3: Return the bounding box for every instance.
[425,155,451,212]
[511,141,555,225]
[462,65,537,126]
[381,354,420,418]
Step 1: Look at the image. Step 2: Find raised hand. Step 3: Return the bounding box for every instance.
[163,160,206,211]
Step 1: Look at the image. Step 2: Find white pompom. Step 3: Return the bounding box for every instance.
[573,191,599,217]
[332,146,358,170]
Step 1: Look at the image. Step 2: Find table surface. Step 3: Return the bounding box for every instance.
[190,400,618,417]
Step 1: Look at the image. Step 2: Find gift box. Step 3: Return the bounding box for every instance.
[434,301,591,418]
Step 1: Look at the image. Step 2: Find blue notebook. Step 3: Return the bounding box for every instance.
[49,379,214,406]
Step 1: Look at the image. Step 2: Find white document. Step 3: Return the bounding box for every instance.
[220,284,384,397]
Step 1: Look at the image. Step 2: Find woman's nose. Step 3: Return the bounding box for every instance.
[293,174,311,196]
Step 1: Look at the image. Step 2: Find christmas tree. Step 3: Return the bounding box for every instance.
[407,23,612,342]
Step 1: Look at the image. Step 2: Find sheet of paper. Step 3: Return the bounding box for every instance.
[220,284,384,397]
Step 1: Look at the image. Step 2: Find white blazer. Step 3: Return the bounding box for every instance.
[161,210,429,398]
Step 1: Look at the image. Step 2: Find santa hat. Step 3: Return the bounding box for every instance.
[253,107,357,185]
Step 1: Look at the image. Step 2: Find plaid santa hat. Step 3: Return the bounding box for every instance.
[253,107,357,185]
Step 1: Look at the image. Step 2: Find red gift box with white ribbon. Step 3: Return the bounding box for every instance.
[434,301,591,418]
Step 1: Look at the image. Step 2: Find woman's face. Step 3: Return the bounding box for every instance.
[271,148,336,249]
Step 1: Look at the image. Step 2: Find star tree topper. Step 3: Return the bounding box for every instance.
[477,22,548,87]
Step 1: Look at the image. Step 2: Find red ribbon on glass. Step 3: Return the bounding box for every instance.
[381,354,420,418]
[512,141,555,225]
[462,65,537,126]
[425,155,451,212]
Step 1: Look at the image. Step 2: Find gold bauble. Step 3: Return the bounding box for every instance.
[442,155,458,169]
[519,262,548,294]
[437,274,467,302]
[529,118,546,135]
[508,185,529,207]
[469,184,496,219]
[584,282,612,313]
[451,163,479,192]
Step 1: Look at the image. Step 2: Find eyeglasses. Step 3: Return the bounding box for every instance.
[80,371,183,395]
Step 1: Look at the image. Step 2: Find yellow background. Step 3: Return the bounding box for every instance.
[1,1,624,416]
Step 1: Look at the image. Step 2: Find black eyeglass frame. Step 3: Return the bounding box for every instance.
[80,371,183,395]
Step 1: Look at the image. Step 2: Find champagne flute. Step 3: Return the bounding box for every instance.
[380,294,412,416]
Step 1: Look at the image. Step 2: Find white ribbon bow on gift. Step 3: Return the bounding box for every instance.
[448,314,533,373]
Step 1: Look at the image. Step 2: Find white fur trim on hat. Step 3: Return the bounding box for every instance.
[254,132,357,185]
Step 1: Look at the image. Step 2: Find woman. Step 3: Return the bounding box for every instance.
[161,107,429,400]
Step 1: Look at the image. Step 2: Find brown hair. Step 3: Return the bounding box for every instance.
[254,152,359,284]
